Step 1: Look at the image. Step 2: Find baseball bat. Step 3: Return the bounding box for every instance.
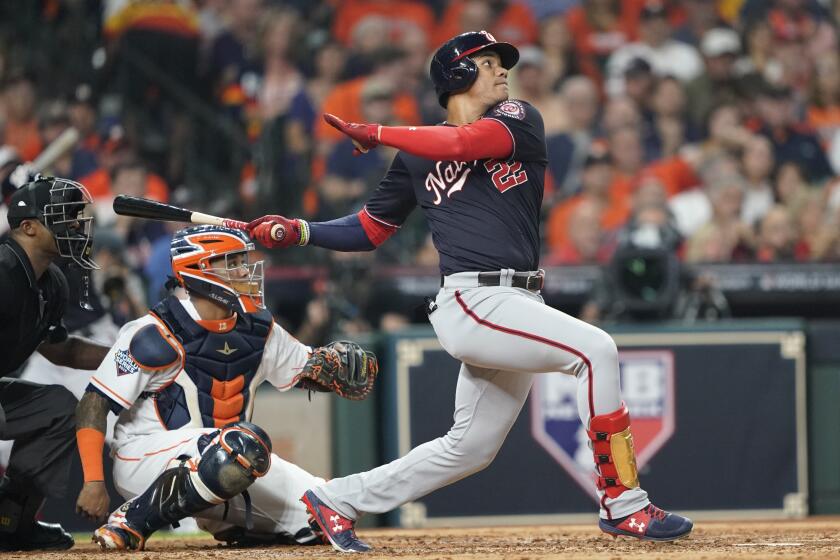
[113,195,248,230]
[31,127,80,173]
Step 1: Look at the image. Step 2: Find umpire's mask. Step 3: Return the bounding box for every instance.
[8,177,99,270]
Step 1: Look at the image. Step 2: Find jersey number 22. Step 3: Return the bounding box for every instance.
[484,160,528,193]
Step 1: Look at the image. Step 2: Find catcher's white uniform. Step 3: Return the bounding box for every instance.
[90,296,323,539]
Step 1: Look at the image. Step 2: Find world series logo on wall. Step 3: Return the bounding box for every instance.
[530,351,675,500]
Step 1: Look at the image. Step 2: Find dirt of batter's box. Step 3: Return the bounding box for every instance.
[9,518,840,560]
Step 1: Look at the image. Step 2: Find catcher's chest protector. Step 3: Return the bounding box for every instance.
[149,296,272,429]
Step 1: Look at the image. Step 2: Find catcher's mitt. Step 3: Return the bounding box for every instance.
[297,341,378,400]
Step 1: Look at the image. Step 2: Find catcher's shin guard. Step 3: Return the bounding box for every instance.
[588,404,640,499]
[94,422,272,550]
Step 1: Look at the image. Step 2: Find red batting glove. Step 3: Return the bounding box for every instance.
[323,113,381,155]
[246,215,308,249]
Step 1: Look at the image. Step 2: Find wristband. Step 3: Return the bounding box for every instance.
[77,427,106,483]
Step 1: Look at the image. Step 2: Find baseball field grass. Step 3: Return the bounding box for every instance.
[10,518,840,559]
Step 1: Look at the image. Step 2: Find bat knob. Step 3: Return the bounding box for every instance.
[270,223,285,242]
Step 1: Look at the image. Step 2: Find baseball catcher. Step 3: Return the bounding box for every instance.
[75,225,377,550]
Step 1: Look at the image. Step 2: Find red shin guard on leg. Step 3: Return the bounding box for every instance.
[587,404,640,499]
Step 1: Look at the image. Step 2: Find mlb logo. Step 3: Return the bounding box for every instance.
[530,351,675,500]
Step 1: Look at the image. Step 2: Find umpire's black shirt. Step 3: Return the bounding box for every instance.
[0,237,69,375]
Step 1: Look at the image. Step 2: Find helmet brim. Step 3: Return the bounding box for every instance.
[470,42,519,70]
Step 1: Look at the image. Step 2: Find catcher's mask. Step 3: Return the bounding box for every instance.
[7,177,98,270]
[170,225,264,315]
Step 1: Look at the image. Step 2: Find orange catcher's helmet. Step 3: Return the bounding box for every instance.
[170,225,264,314]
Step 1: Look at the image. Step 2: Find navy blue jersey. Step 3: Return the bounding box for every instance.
[365,99,547,275]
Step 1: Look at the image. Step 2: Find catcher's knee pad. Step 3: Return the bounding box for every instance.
[197,421,272,501]
[587,403,640,498]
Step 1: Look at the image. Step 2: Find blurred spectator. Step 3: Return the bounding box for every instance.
[80,129,169,205]
[621,57,656,116]
[685,173,754,262]
[318,79,397,219]
[207,0,263,103]
[565,0,638,88]
[545,198,612,265]
[672,0,725,46]
[537,13,579,89]
[546,146,628,251]
[670,152,741,236]
[547,76,600,199]
[1,73,41,161]
[67,84,101,153]
[733,17,784,85]
[740,135,776,226]
[647,76,695,160]
[435,0,539,47]
[315,47,420,147]
[753,82,834,182]
[605,3,703,97]
[510,47,566,136]
[37,99,98,180]
[807,52,840,160]
[774,160,811,213]
[700,102,753,161]
[93,230,148,325]
[599,95,643,136]
[332,0,435,50]
[104,0,201,183]
[685,27,746,132]
[755,204,806,261]
[607,125,647,202]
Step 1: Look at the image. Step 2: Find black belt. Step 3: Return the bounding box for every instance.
[440,270,545,292]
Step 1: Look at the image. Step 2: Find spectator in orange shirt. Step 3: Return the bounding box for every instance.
[315,47,421,145]
[607,126,646,205]
[544,198,612,265]
[435,0,539,48]
[566,0,638,90]
[807,53,840,149]
[0,74,42,162]
[546,147,629,251]
[80,131,168,206]
[332,0,435,49]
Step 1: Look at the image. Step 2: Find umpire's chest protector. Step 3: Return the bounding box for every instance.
[149,296,272,430]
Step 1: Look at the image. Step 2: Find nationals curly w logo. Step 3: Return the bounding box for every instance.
[530,351,676,501]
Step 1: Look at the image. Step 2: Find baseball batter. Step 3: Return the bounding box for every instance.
[75,225,378,550]
[247,31,692,552]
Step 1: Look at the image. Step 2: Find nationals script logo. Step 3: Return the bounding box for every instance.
[530,351,676,501]
[425,160,476,205]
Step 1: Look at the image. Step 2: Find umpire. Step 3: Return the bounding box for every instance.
[0,177,110,551]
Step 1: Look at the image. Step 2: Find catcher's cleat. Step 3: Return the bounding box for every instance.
[599,504,692,542]
[301,490,370,553]
[92,524,143,550]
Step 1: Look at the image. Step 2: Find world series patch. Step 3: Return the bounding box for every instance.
[493,100,526,120]
[115,349,140,377]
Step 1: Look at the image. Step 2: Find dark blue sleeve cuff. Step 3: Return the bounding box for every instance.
[309,214,375,251]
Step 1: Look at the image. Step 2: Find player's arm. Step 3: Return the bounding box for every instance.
[38,334,110,370]
[75,390,112,521]
[248,154,415,252]
[262,322,379,400]
[75,321,181,520]
[323,113,513,161]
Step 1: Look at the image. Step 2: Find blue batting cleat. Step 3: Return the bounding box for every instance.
[599,504,693,542]
[301,490,371,553]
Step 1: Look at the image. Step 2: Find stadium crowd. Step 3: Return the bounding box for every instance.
[1,0,840,332]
